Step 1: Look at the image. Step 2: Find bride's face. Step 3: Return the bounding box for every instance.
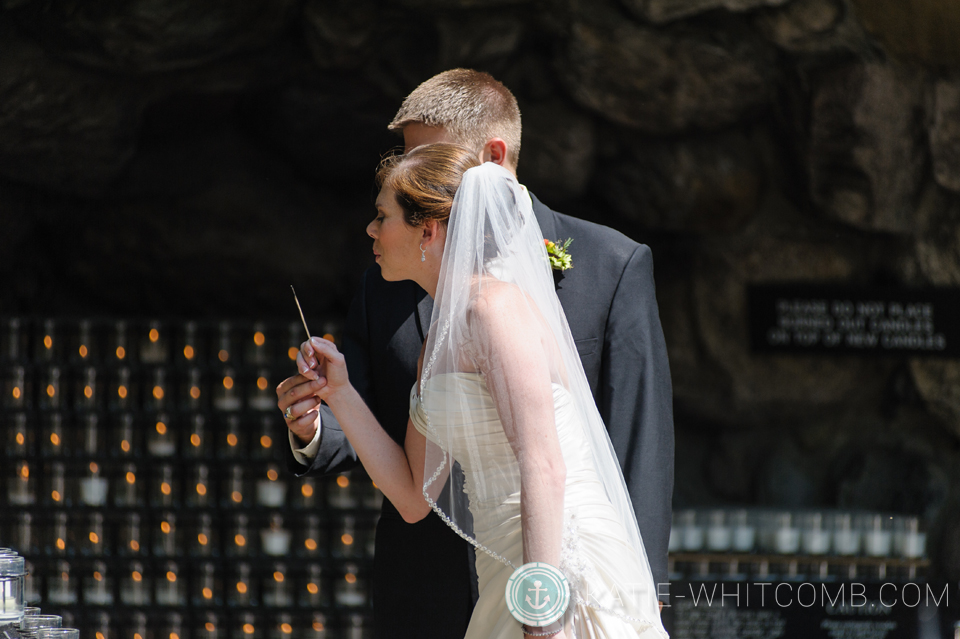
[368,184,424,282]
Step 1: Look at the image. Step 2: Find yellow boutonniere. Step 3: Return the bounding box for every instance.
[544,238,573,271]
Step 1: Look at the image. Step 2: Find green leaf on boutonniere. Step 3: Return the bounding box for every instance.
[544,237,573,271]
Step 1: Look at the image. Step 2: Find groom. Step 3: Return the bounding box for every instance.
[278,69,674,638]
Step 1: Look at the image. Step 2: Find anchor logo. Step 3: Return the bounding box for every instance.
[505,562,570,626]
[526,580,551,609]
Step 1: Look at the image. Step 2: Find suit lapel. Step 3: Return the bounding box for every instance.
[415,285,433,343]
[531,192,557,242]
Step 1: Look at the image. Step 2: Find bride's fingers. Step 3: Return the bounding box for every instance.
[296,350,320,381]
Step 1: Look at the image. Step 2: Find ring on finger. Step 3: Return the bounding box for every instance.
[284,406,294,420]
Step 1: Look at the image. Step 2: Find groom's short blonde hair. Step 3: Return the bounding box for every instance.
[388,69,522,168]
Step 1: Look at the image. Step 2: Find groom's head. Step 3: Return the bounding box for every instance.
[389,69,521,176]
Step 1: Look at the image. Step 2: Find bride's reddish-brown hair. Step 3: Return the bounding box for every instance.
[376,143,481,228]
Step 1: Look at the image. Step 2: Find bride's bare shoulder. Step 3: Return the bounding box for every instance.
[465,280,531,329]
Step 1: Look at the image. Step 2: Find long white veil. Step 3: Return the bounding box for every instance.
[417,162,665,634]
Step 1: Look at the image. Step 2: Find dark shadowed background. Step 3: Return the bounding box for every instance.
[2,0,960,578]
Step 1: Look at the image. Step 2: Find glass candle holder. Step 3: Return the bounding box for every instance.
[108,367,135,412]
[80,414,102,456]
[147,414,176,457]
[261,515,291,557]
[864,513,893,557]
[299,565,324,608]
[333,516,362,559]
[194,612,222,639]
[2,366,28,411]
[262,563,293,608]
[248,368,275,411]
[252,415,276,460]
[269,613,294,639]
[228,563,256,607]
[20,614,61,639]
[74,367,99,412]
[183,413,208,458]
[334,563,367,607]
[80,461,108,507]
[213,367,241,412]
[155,613,183,639]
[110,414,138,458]
[193,563,221,608]
[705,510,732,552]
[8,460,35,506]
[125,613,148,639]
[108,321,133,367]
[190,513,217,558]
[305,613,328,639]
[296,515,325,559]
[286,323,303,364]
[226,514,253,558]
[214,322,236,366]
[363,478,383,511]
[343,614,368,639]
[86,612,110,639]
[898,516,926,558]
[44,461,70,507]
[155,561,186,607]
[294,477,320,510]
[22,562,39,606]
[151,464,179,508]
[677,510,703,552]
[179,321,202,366]
[140,321,169,365]
[146,367,170,411]
[1,318,27,363]
[774,512,801,554]
[13,513,37,556]
[72,319,98,365]
[181,367,204,411]
[119,562,150,606]
[41,414,67,457]
[79,512,107,557]
[246,322,273,367]
[256,464,286,507]
[153,514,180,557]
[220,415,245,459]
[327,472,360,509]
[119,513,143,556]
[45,513,71,556]
[730,509,756,552]
[0,555,25,629]
[801,512,832,555]
[113,463,143,507]
[46,562,77,606]
[38,367,61,411]
[38,629,79,639]
[34,320,61,363]
[234,613,262,639]
[222,465,247,508]
[5,413,30,456]
[82,561,113,606]
[188,464,212,508]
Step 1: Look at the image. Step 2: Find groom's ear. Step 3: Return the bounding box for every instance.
[481,138,508,167]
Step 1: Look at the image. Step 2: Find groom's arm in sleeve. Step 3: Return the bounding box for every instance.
[283,274,369,478]
[600,243,674,598]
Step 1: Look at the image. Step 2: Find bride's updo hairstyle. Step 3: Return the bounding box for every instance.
[376,143,481,228]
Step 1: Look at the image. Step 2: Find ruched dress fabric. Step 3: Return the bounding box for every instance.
[410,372,666,639]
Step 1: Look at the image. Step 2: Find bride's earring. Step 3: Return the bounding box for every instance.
[420,243,426,262]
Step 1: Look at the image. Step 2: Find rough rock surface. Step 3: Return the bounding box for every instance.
[807,62,927,233]
[621,0,790,24]
[930,79,960,193]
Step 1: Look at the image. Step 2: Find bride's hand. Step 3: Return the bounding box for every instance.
[297,336,351,404]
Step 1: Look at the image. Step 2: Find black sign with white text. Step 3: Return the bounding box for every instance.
[748,285,960,357]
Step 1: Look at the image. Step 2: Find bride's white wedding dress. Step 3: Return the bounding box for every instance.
[411,372,667,639]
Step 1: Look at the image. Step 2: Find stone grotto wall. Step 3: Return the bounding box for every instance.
[2,0,960,576]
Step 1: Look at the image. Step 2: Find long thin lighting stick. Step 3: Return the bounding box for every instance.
[291,285,312,340]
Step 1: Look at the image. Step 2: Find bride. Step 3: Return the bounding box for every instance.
[296,143,667,639]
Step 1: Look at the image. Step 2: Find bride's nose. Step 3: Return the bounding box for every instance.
[366,219,377,239]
